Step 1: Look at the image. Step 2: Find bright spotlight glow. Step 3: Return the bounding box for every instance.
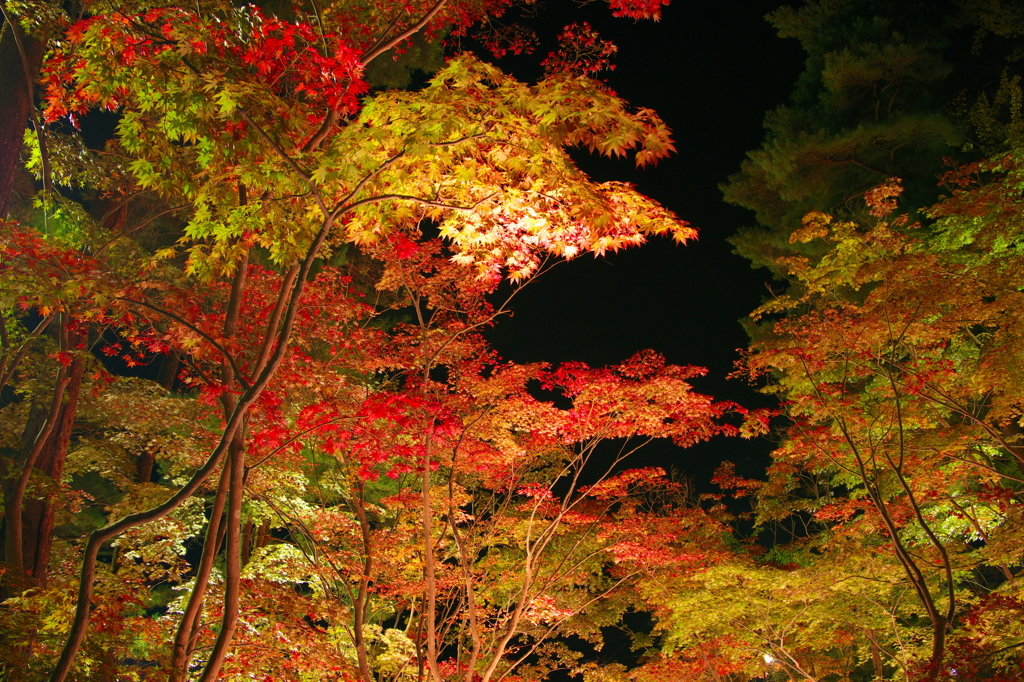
[763,653,775,664]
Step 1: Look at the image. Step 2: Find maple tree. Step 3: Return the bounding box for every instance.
[726,166,1024,680]
[0,0,759,680]
[695,4,1024,679]
[13,0,1024,679]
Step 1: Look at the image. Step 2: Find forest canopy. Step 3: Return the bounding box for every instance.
[1,0,1023,681]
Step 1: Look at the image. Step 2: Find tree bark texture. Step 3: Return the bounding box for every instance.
[0,17,45,218]
[20,352,85,584]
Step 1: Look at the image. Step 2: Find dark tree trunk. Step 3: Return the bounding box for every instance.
[0,17,45,218]
[3,324,82,591]
[21,352,85,584]
[240,517,253,567]
[136,449,155,484]
[157,352,180,391]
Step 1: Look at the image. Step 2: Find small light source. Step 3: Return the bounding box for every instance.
[763,653,776,665]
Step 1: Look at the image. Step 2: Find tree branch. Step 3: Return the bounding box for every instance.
[359,0,448,67]
[115,296,251,390]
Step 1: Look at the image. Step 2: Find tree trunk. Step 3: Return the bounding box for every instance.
[2,323,80,589]
[21,352,85,585]
[867,629,884,681]
[196,436,245,682]
[169,454,231,682]
[926,615,947,682]
[158,352,180,391]
[352,488,375,682]
[0,15,45,218]
[136,449,155,484]
[240,517,253,567]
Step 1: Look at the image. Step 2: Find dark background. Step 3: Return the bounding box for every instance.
[485,1,805,486]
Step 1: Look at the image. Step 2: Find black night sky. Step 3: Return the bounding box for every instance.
[485,1,805,486]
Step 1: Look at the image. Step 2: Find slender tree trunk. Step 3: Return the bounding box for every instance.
[21,351,85,585]
[256,519,270,550]
[240,517,253,567]
[866,629,884,681]
[3,338,74,587]
[927,616,947,682]
[352,488,375,682]
[421,445,444,682]
[169,461,231,682]
[136,449,155,484]
[196,436,245,681]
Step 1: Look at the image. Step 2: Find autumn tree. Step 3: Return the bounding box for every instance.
[701,3,1024,680]
[0,0,742,680]
[136,239,740,682]
[717,164,1024,682]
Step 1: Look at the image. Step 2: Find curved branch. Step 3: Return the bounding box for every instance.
[251,264,299,379]
[49,207,339,682]
[338,192,492,217]
[237,108,313,185]
[48,400,243,682]
[330,150,407,216]
[359,0,448,67]
[115,296,250,390]
[301,108,339,154]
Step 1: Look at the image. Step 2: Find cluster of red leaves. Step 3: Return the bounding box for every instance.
[0,222,170,374]
[1,222,102,313]
[42,7,368,126]
[710,461,762,499]
[232,9,367,114]
[478,23,538,58]
[931,154,1024,226]
[607,0,672,20]
[541,350,739,447]
[541,22,618,78]
[580,466,666,500]
[864,176,904,217]
[181,240,738,501]
[599,509,712,569]
[629,640,747,682]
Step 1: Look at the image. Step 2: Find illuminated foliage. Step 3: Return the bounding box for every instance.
[0,1,746,681]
